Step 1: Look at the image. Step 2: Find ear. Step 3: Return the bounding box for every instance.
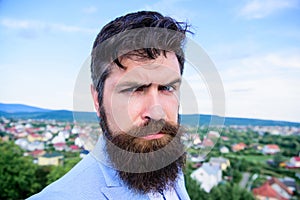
[91,84,101,117]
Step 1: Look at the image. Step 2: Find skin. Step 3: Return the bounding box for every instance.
[92,52,181,139]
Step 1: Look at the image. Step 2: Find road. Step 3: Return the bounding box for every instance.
[240,172,250,189]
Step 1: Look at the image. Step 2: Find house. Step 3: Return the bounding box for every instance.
[27,133,43,142]
[207,131,220,138]
[202,138,214,147]
[279,177,299,193]
[52,134,66,144]
[190,162,222,193]
[221,136,229,141]
[253,177,293,200]
[58,130,70,139]
[251,144,263,151]
[262,144,280,155]
[27,141,45,151]
[69,145,80,152]
[253,182,285,200]
[42,131,53,141]
[53,142,67,151]
[15,138,29,150]
[75,137,84,148]
[15,131,28,138]
[209,157,230,171]
[192,134,201,146]
[219,146,229,154]
[289,156,300,168]
[25,149,46,158]
[231,142,247,152]
[38,152,64,166]
[268,177,293,199]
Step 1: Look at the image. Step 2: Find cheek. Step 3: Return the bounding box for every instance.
[126,98,144,123]
[163,97,179,120]
[109,94,136,132]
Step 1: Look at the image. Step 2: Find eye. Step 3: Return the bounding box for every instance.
[159,85,175,92]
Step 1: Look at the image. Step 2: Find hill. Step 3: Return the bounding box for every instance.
[0,103,51,113]
[0,103,299,127]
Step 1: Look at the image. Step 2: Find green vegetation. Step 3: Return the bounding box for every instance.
[185,126,300,199]
[0,141,41,199]
[0,141,81,199]
[226,154,273,163]
[184,161,255,200]
[1,123,300,199]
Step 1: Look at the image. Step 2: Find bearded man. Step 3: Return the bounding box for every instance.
[28,11,191,200]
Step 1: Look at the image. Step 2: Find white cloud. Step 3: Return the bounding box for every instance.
[225,76,300,122]
[218,50,300,122]
[219,49,300,81]
[0,18,42,29]
[239,0,299,19]
[0,18,97,34]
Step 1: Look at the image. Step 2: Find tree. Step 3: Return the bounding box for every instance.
[210,183,255,200]
[0,141,42,199]
[273,153,285,167]
[47,157,81,184]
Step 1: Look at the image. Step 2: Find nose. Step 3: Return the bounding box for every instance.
[142,90,166,121]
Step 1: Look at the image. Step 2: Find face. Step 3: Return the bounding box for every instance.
[93,52,181,139]
[91,52,186,194]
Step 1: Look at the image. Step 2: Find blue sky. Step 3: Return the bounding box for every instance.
[0,0,300,122]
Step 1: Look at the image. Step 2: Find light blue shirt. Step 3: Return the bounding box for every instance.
[27,136,190,200]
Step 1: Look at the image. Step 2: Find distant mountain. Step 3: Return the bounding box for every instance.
[0,103,51,113]
[0,103,299,127]
[180,114,300,127]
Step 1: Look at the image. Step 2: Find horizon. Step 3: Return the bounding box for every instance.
[1,1,300,123]
[1,102,300,124]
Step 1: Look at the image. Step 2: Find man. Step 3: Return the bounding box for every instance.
[28,11,191,200]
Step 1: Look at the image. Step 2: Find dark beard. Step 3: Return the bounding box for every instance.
[102,117,186,194]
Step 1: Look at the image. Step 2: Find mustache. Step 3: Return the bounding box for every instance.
[117,119,180,138]
[108,120,184,154]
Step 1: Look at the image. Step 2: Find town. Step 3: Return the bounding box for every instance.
[0,117,300,199]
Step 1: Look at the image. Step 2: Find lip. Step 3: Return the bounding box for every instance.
[141,133,164,140]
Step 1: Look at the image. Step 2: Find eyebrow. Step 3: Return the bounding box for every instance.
[116,78,182,90]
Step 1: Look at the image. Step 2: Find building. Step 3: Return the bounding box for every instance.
[25,149,46,158]
[53,142,67,151]
[38,152,64,166]
[253,177,293,200]
[202,138,214,147]
[207,131,220,138]
[27,133,43,142]
[190,162,222,193]
[231,142,247,152]
[219,146,229,154]
[209,157,230,171]
[14,138,29,150]
[289,156,300,168]
[27,141,44,151]
[279,177,299,194]
[262,144,280,155]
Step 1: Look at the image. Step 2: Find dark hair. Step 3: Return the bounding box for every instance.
[91,11,190,106]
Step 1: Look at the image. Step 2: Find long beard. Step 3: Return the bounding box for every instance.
[102,117,186,194]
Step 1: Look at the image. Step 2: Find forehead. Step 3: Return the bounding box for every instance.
[109,52,181,85]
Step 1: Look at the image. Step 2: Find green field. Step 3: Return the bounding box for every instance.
[226,154,273,163]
